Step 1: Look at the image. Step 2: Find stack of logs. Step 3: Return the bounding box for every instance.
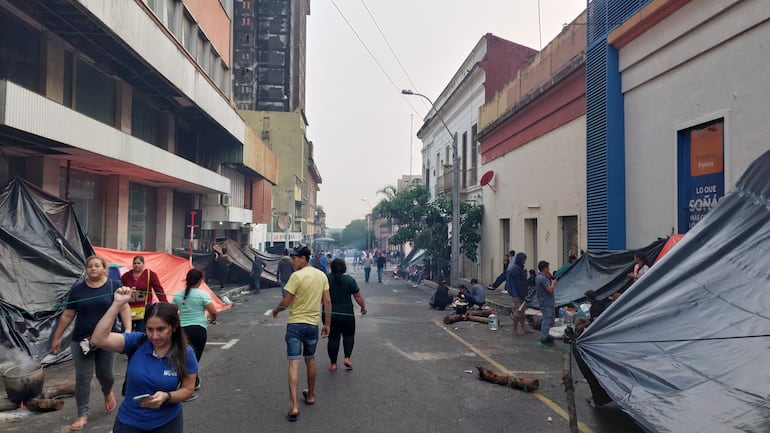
[443,309,491,324]
[0,380,74,412]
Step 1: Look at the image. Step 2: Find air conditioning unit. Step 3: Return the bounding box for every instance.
[221,194,232,207]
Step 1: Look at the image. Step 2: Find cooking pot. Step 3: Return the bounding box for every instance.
[3,364,45,403]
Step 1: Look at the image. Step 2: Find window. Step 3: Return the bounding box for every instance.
[63,51,73,107]
[128,182,157,251]
[62,170,104,247]
[470,124,478,185]
[461,131,468,188]
[148,0,163,16]
[131,94,160,146]
[166,0,180,38]
[0,10,41,93]
[75,59,115,126]
[182,11,195,53]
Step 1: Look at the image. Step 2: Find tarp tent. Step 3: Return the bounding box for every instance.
[94,248,232,313]
[528,238,667,309]
[575,149,770,433]
[653,233,683,263]
[0,177,94,364]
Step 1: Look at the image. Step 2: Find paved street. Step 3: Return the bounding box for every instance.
[2,269,643,433]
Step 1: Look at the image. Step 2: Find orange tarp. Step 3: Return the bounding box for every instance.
[94,247,231,312]
[654,234,685,263]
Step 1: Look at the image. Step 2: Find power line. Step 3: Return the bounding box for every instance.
[328,0,423,117]
[359,0,430,111]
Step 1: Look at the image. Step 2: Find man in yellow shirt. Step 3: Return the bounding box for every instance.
[272,246,331,422]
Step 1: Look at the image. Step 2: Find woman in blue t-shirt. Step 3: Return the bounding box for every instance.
[91,290,198,433]
[173,268,217,393]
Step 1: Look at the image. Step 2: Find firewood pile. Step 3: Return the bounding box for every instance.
[476,366,539,392]
[443,309,491,324]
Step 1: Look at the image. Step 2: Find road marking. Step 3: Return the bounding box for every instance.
[206,339,239,349]
[434,320,596,433]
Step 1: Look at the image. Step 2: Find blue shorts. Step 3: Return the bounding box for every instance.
[285,323,319,360]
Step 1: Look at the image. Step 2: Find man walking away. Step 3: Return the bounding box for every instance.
[276,250,294,297]
[250,254,264,294]
[376,252,386,283]
[535,260,558,346]
[272,246,331,422]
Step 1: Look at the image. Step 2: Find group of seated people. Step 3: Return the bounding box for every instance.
[429,278,486,311]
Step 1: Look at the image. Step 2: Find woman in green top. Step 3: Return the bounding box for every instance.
[173,268,217,391]
[326,259,367,371]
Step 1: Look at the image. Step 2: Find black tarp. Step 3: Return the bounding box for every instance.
[528,238,666,309]
[576,149,770,433]
[0,177,93,364]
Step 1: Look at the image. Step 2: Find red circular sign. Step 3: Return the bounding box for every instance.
[479,170,495,186]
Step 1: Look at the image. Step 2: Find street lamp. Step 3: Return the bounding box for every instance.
[401,89,460,287]
[361,198,372,254]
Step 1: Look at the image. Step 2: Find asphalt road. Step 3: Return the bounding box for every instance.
[2,266,645,433]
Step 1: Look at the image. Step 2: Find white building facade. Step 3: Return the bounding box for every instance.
[611,0,770,247]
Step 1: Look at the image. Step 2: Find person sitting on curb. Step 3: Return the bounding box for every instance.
[458,279,486,308]
[429,280,452,310]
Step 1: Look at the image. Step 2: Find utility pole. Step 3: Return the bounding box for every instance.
[285,187,292,251]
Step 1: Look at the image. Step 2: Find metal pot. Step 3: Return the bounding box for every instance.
[3,364,45,403]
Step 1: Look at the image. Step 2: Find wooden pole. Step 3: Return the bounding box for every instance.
[562,352,578,433]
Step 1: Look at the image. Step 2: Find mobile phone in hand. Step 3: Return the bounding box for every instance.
[132,394,152,402]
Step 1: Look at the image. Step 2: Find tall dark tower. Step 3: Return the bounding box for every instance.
[233,0,309,111]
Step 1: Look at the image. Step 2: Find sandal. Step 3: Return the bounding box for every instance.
[344,359,353,370]
[328,364,337,372]
[302,389,315,405]
[287,410,300,422]
[70,417,88,431]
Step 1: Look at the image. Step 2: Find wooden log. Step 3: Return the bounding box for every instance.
[467,310,491,317]
[443,314,466,324]
[0,397,19,412]
[467,316,489,324]
[41,381,76,399]
[562,352,578,433]
[476,366,539,392]
[25,397,65,412]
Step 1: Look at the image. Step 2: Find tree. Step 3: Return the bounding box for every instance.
[375,185,483,281]
[340,219,368,250]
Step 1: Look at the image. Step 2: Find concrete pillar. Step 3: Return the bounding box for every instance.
[160,113,175,153]
[44,32,65,104]
[155,187,174,252]
[116,81,132,134]
[25,156,60,196]
[104,175,130,249]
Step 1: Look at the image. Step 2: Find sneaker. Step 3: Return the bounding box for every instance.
[486,285,496,291]
[536,339,555,347]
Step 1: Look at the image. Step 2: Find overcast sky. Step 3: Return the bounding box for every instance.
[305,0,586,229]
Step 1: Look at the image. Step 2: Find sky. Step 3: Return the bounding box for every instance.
[305,0,587,229]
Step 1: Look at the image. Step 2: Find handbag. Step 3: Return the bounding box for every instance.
[130,271,151,321]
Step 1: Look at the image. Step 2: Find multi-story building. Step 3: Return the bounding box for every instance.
[233,0,320,250]
[396,175,423,193]
[478,12,588,284]
[0,0,277,252]
[416,33,537,281]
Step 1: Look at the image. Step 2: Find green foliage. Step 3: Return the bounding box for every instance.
[340,219,368,250]
[374,185,484,280]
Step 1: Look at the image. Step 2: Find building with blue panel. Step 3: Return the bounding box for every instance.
[585,0,651,249]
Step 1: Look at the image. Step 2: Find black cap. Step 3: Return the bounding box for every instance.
[287,246,311,259]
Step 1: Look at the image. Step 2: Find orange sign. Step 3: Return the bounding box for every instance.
[690,122,723,176]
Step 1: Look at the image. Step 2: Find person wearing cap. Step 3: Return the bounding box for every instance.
[272,246,331,422]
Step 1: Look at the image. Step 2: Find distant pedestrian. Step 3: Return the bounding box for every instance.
[326,259,367,372]
[277,250,294,297]
[510,253,529,335]
[121,255,168,333]
[503,250,517,295]
[488,252,511,290]
[214,248,232,289]
[173,268,217,394]
[627,253,651,281]
[250,254,264,294]
[535,260,558,346]
[376,252,386,283]
[362,252,373,283]
[272,246,331,422]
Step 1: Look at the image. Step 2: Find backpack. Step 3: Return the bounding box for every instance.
[121,334,148,396]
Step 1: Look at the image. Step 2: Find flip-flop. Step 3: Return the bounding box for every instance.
[328,364,337,372]
[287,410,300,422]
[70,417,88,431]
[344,360,353,370]
[302,390,315,405]
[105,393,117,412]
